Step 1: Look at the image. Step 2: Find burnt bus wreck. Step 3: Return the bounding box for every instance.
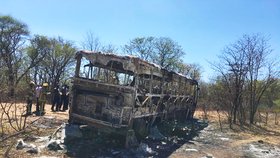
[69,50,199,140]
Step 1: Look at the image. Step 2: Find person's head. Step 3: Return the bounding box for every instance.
[29,81,35,87]
[42,83,48,87]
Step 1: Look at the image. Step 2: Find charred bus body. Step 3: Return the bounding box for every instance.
[69,50,199,137]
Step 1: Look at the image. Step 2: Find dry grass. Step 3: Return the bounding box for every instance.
[194,109,280,147]
[0,103,68,134]
[0,103,69,157]
[1,105,280,158]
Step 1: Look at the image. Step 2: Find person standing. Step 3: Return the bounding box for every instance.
[51,84,61,112]
[25,81,35,116]
[35,85,42,114]
[37,83,49,116]
[61,84,69,111]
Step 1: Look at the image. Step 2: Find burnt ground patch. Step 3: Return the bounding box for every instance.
[142,119,208,157]
[5,110,280,158]
[63,119,208,157]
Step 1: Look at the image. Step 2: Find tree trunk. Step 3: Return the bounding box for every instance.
[217,109,223,131]
[239,104,244,129]
[202,104,208,120]
[233,104,237,124]
[8,71,15,97]
[250,110,255,124]
[275,112,278,125]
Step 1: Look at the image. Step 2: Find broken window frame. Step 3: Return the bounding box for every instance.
[70,50,199,131]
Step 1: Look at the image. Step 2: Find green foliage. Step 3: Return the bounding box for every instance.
[123,36,188,72]
[0,15,29,37]
[28,36,77,86]
[0,14,76,99]
[260,79,280,112]
[0,15,30,96]
[152,37,185,71]
[27,35,50,59]
[123,37,154,61]
[176,62,201,80]
[273,99,280,112]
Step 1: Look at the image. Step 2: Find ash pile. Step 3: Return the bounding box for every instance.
[15,116,72,155]
[15,117,208,157]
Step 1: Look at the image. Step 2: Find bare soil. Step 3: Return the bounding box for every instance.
[169,111,280,158]
[1,105,280,158]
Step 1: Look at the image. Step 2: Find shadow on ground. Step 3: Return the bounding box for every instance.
[64,119,208,157]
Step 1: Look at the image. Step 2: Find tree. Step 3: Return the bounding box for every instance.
[26,35,52,85]
[197,81,211,119]
[212,34,279,126]
[177,62,202,80]
[43,37,76,86]
[211,75,237,128]
[261,79,280,109]
[123,37,154,61]
[152,37,185,71]
[81,31,101,51]
[0,15,29,96]
[207,77,234,128]
[124,37,185,72]
[259,79,280,124]
[29,36,76,88]
[101,44,118,54]
[242,34,277,124]
[212,39,249,125]
[81,31,118,54]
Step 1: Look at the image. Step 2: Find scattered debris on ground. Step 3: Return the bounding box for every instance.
[2,110,280,158]
[243,141,280,158]
[12,117,208,157]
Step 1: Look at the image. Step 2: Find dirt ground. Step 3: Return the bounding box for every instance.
[0,103,69,157]
[169,110,280,158]
[1,105,280,158]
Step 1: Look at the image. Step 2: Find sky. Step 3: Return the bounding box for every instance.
[0,0,279,82]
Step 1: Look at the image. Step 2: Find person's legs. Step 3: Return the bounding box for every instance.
[38,100,45,116]
[36,98,39,113]
[36,100,42,116]
[51,99,56,111]
[63,96,69,111]
[55,97,60,111]
[61,95,66,110]
[58,97,63,111]
[42,101,46,115]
